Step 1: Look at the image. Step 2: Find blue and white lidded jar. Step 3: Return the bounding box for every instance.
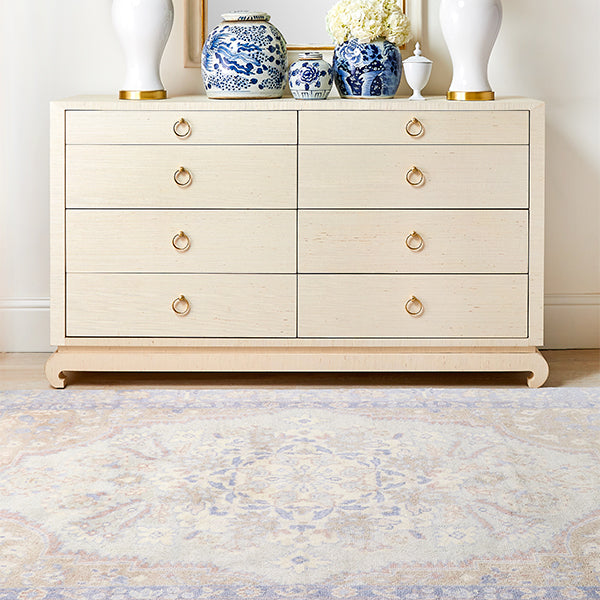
[288,52,333,100]
[333,38,402,98]
[201,11,287,99]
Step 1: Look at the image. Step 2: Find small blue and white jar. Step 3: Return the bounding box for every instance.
[288,52,333,100]
[201,12,287,99]
[333,38,402,98]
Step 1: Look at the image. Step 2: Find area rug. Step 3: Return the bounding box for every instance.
[1,388,599,599]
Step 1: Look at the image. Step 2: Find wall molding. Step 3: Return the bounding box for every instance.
[544,293,600,306]
[0,297,52,352]
[0,294,598,352]
[543,293,600,350]
[0,297,50,310]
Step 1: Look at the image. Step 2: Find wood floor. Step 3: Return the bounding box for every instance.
[0,350,598,390]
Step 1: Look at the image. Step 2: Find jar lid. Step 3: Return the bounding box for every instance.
[403,42,432,64]
[298,52,323,60]
[222,11,270,22]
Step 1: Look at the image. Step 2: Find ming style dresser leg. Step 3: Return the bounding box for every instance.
[45,351,68,388]
[526,349,550,388]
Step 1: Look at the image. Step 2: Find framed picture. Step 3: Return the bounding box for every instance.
[184,0,422,67]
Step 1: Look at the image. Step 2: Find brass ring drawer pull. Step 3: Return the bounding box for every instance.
[405,231,424,251]
[405,117,424,137]
[405,295,424,317]
[172,230,191,252]
[174,166,192,187]
[171,294,191,316]
[406,166,424,186]
[173,118,192,138]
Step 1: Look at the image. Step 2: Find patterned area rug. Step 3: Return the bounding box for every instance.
[1,388,599,599]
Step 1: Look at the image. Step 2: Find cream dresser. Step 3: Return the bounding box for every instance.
[46,96,548,387]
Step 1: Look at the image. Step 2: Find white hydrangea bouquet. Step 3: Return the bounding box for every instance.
[326,0,412,46]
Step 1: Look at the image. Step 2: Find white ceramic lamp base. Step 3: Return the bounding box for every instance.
[112,0,174,100]
[440,0,502,101]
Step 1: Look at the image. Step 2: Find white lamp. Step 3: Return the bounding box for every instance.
[112,0,174,100]
[440,0,502,101]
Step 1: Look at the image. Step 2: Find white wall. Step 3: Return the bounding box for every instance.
[0,0,598,351]
[420,0,600,349]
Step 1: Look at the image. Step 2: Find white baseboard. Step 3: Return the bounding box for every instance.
[544,293,600,350]
[1,295,599,352]
[0,298,53,352]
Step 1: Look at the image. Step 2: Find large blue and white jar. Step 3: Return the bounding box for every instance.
[288,52,333,100]
[333,38,402,98]
[201,12,287,99]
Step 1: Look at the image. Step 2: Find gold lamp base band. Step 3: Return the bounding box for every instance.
[119,90,167,100]
[447,91,495,101]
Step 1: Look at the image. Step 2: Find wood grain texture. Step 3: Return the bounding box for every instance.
[66,110,297,144]
[298,275,528,338]
[66,274,296,338]
[299,110,530,145]
[299,210,528,274]
[528,104,545,345]
[299,145,528,209]
[34,348,600,391]
[67,145,297,208]
[48,98,547,385]
[57,337,538,348]
[66,210,296,273]
[54,97,544,112]
[50,103,66,346]
[44,346,549,389]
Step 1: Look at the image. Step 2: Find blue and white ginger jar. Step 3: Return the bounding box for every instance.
[333,38,402,98]
[288,52,333,100]
[202,11,287,99]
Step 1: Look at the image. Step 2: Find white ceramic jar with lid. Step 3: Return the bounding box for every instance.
[201,11,287,99]
[288,52,333,100]
[403,42,433,100]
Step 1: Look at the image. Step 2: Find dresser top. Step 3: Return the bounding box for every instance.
[53,95,544,111]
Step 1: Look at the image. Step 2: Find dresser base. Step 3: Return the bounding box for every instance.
[45,346,549,389]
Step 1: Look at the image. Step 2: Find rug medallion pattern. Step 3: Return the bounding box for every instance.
[1,389,599,598]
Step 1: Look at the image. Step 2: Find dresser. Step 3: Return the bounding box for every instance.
[46,96,548,387]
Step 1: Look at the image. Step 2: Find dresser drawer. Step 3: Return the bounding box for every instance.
[299,210,528,274]
[298,275,528,338]
[66,110,297,145]
[299,111,529,145]
[67,210,296,273]
[67,145,296,208]
[66,274,296,337]
[299,145,529,209]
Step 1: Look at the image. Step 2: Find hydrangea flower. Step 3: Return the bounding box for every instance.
[326,0,412,46]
